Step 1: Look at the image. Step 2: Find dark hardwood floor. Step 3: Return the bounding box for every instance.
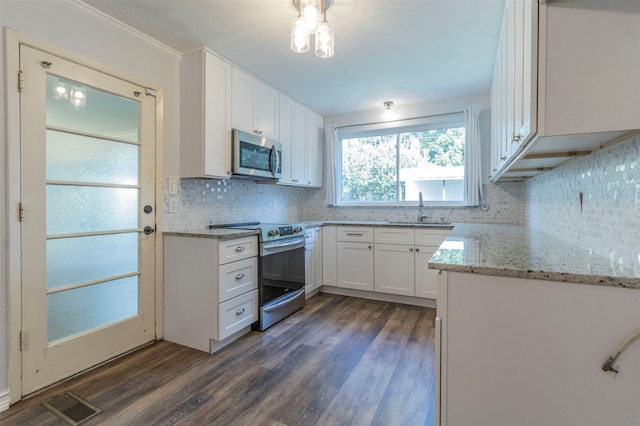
[0,293,437,425]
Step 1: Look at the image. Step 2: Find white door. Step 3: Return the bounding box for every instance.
[20,46,156,394]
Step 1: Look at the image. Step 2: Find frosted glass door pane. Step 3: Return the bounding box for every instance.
[46,74,139,142]
[47,233,138,290]
[47,130,138,185]
[47,277,139,342]
[47,186,138,234]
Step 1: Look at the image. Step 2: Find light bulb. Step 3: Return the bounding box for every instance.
[315,20,334,58]
[291,16,310,53]
[382,101,396,119]
[301,0,320,32]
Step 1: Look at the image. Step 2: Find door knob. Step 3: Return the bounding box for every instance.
[143,226,155,235]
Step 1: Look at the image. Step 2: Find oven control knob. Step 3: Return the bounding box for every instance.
[267,229,279,237]
[292,226,303,233]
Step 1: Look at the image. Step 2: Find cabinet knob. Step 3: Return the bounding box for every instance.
[234,273,245,280]
[235,246,245,252]
[235,308,245,316]
[409,248,414,252]
[368,245,372,250]
[415,248,420,252]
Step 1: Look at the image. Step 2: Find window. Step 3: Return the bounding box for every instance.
[338,114,465,205]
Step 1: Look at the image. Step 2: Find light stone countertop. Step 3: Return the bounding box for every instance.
[164,222,639,290]
[429,223,639,290]
[163,228,259,240]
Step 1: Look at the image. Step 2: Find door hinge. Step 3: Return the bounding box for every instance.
[20,330,27,351]
[18,202,25,222]
[18,70,24,92]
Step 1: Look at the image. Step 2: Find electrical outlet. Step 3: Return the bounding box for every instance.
[168,177,179,195]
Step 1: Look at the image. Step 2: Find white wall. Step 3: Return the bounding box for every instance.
[0,0,180,407]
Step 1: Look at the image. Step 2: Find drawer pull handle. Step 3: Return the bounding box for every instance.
[235,273,245,280]
[235,308,245,316]
[235,246,245,252]
[346,233,363,236]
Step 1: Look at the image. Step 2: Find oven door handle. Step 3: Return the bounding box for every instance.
[263,288,305,313]
[263,238,305,251]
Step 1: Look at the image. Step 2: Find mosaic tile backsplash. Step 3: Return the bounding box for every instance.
[163,178,525,231]
[302,182,525,224]
[163,179,308,231]
[525,132,640,275]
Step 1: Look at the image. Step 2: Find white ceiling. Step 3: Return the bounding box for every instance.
[82,0,506,116]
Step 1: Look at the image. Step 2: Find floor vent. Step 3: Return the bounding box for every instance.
[43,391,103,425]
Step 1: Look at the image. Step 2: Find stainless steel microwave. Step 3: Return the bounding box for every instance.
[232,129,282,179]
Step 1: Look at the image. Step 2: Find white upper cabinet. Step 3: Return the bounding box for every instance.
[307,110,324,187]
[179,48,233,179]
[231,67,279,141]
[278,94,324,188]
[491,0,640,181]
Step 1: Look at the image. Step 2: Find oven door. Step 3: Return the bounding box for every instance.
[258,237,305,330]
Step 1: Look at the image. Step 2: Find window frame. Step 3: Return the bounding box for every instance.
[336,113,466,207]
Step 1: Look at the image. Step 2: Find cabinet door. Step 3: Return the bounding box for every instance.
[231,67,258,134]
[292,103,308,184]
[305,242,315,294]
[278,94,295,184]
[374,244,415,296]
[415,246,439,299]
[337,242,374,291]
[322,226,337,287]
[306,111,324,187]
[179,49,232,179]
[203,53,233,178]
[257,83,279,140]
[313,228,323,289]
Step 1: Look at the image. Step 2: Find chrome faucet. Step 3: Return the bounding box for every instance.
[418,191,429,222]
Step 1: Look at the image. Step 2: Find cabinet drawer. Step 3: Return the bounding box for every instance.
[218,257,258,303]
[337,227,374,242]
[218,289,258,340]
[414,229,450,247]
[374,227,414,245]
[218,236,258,264]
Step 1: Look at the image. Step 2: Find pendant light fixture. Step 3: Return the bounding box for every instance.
[291,0,335,58]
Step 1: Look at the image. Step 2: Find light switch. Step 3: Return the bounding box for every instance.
[168,177,179,195]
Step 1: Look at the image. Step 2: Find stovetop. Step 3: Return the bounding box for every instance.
[209,222,306,242]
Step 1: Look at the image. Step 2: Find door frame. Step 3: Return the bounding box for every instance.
[5,28,165,404]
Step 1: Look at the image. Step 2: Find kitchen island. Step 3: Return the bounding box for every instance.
[429,224,640,426]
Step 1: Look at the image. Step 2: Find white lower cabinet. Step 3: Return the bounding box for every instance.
[164,234,258,353]
[321,226,337,287]
[415,246,439,298]
[437,271,640,426]
[327,225,450,299]
[374,244,415,296]
[304,227,323,296]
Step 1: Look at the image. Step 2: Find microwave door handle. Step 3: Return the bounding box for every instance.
[270,145,279,177]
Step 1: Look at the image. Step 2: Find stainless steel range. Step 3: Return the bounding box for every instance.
[210,222,306,330]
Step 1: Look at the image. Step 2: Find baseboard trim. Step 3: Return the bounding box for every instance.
[320,286,437,308]
[0,390,10,413]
